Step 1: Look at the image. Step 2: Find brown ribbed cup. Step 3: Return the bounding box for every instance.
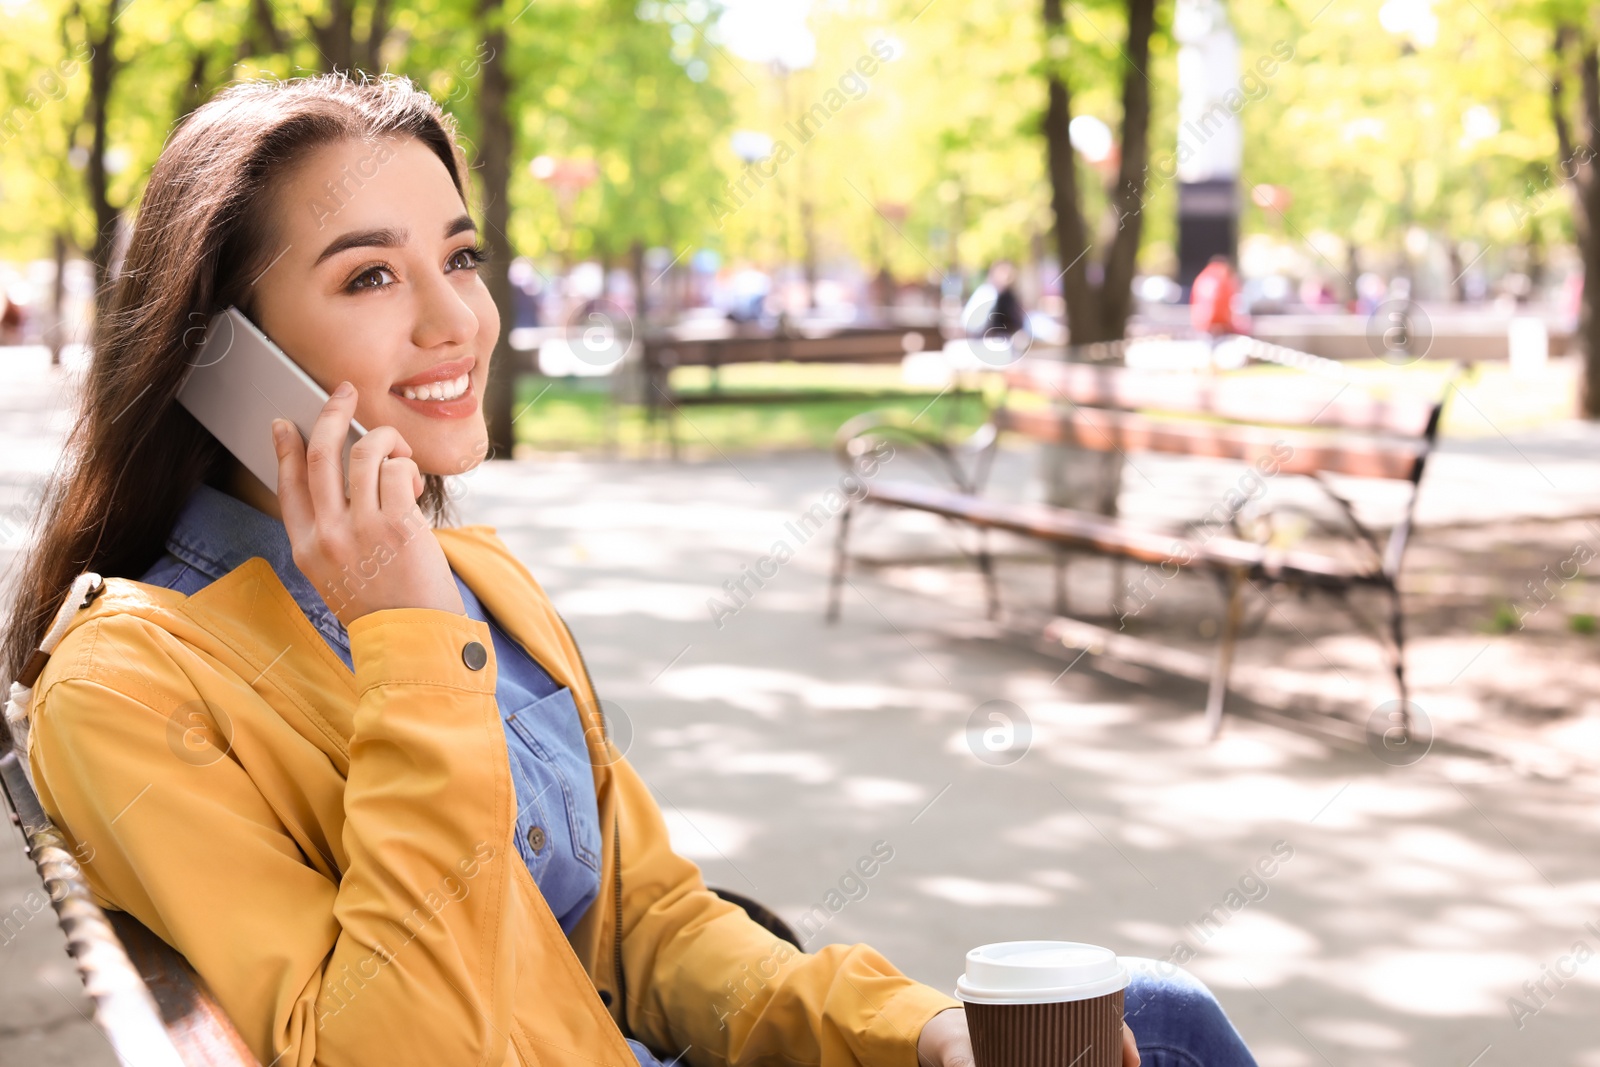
[963,989,1124,1067]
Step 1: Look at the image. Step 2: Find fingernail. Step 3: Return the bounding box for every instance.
[333,381,354,398]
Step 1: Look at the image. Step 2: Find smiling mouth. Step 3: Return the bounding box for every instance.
[390,355,476,402]
[394,372,471,401]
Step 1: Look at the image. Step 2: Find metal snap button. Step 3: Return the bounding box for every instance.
[462,640,487,670]
[526,825,546,854]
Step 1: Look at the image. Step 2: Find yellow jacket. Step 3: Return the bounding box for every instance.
[24,524,959,1067]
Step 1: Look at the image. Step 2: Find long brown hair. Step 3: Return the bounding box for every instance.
[2,72,479,720]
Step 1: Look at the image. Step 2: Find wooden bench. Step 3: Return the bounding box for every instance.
[641,321,957,457]
[826,354,1448,739]
[0,746,800,1064]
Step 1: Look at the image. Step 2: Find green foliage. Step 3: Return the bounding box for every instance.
[1236,0,1559,276]
[0,0,734,265]
[1487,601,1522,634]
[0,0,1582,292]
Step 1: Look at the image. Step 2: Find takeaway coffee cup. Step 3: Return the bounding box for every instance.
[954,941,1130,1067]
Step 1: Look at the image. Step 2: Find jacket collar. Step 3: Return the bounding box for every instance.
[160,482,352,659]
[63,525,603,771]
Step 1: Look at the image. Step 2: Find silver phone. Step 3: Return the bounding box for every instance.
[176,306,367,496]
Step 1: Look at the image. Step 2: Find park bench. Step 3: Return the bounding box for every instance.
[826,346,1447,739]
[1,690,799,1064]
[641,320,955,457]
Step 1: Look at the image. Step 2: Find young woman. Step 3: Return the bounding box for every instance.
[3,73,1258,1067]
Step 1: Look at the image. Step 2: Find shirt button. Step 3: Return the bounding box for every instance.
[462,641,487,670]
[526,825,546,854]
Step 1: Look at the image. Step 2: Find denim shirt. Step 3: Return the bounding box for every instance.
[135,483,604,935]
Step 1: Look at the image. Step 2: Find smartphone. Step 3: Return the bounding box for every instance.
[177,306,367,496]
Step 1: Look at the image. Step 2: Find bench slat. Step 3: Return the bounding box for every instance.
[861,480,1385,590]
[994,405,1424,480]
[107,911,257,1066]
[651,328,937,367]
[672,389,947,406]
[1008,360,1438,437]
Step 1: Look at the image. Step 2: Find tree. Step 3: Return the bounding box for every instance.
[1042,0,1161,345]
[475,0,517,457]
[73,0,123,324]
[1549,19,1600,416]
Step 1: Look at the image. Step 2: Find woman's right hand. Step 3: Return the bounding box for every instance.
[272,380,465,628]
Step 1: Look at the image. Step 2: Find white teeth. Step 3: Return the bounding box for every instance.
[399,372,469,401]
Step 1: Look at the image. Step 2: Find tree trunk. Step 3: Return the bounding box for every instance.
[1042,0,1159,346]
[49,231,67,366]
[630,239,647,324]
[1554,26,1600,417]
[1578,170,1600,415]
[312,0,355,74]
[801,193,818,309]
[1040,0,1157,523]
[476,0,518,457]
[176,48,209,121]
[360,0,393,73]
[1042,0,1100,343]
[86,0,120,328]
[1098,0,1157,334]
[250,0,284,54]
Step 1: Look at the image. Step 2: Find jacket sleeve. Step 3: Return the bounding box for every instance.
[28,607,518,1067]
[608,754,960,1067]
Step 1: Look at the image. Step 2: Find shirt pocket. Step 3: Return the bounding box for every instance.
[505,687,603,875]
[504,730,558,883]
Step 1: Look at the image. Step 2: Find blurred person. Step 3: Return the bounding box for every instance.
[987,260,1027,338]
[724,263,771,323]
[1189,254,1240,343]
[870,264,895,311]
[1384,276,1423,346]
[1354,271,1387,315]
[1500,271,1533,306]
[962,260,1032,362]
[0,73,1260,1067]
[1298,276,1336,308]
[0,284,24,345]
[508,256,543,329]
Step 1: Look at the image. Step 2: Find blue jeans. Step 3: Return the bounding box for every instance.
[1121,957,1258,1067]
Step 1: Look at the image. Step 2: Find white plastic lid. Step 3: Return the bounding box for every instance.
[954,941,1130,1004]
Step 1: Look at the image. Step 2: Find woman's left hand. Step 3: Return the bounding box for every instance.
[915,1008,1140,1067]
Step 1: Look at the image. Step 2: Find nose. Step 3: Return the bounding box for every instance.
[411,258,483,351]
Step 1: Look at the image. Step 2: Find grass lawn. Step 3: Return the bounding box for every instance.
[512,362,993,457]
[510,356,1580,458]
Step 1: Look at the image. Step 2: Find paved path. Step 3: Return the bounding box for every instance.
[3,349,1600,1066]
[461,455,1600,1067]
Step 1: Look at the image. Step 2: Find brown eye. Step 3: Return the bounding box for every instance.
[348,265,397,292]
[448,244,489,272]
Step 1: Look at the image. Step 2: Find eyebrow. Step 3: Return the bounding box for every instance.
[314,213,477,266]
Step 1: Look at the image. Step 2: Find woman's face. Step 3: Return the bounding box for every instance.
[248,134,496,479]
